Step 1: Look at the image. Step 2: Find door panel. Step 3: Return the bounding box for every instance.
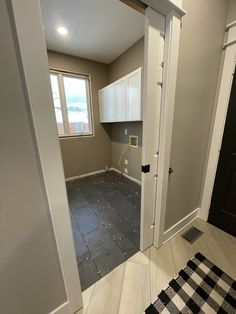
[98,90,106,122]
[127,69,141,121]
[116,78,127,121]
[106,85,116,122]
[208,70,236,236]
[99,85,117,122]
[141,8,165,250]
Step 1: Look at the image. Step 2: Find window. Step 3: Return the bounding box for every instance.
[50,71,93,137]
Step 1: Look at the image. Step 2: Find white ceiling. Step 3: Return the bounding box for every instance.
[40,0,144,64]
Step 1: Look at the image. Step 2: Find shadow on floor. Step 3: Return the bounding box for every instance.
[66,170,141,290]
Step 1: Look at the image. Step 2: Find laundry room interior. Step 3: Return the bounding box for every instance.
[41,0,145,290]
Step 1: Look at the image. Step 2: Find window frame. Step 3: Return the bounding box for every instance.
[50,69,94,138]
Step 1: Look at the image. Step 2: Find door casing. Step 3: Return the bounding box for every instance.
[208,68,236,236]
[140,8,166,251]
[200,22,236,222]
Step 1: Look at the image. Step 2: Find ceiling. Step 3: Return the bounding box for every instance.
[40,0,145,64]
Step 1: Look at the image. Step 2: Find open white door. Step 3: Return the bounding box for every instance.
[141,8,165,250]
[141,1,185,250]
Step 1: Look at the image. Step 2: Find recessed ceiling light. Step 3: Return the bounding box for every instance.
[57,26,68,35]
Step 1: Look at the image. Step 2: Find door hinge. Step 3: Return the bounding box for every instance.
[157,82,163,87]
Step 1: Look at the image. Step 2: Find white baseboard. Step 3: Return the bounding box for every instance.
[65,169,106,182]
[49,302,70,314]
[65,167,142,185]
[162,208,199,243]
[110,167,142,185]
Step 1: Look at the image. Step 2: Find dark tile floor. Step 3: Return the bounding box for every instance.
[66,171,141,291]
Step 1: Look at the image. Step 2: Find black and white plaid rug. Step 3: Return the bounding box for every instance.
[146,252,236,314]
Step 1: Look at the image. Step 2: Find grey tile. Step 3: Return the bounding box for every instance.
[78,259,101,291]
[115,234,139,259]
[66,180,76,191]
[105,191,135,209]
[129,230,140,248]
[90,197,113,214]
[95,181,116,194]
[98,206,122,225]
[123,209,141,232]
[105,192,138,223]
[68,171,141,290]
[81,188,103,204]
[126,191,141,207]
[68,193,88,210]
[106,216,134,240]
[84,228,126,276]
[73,206,102,235]
[71,218,91,263]
[98,205,135,239]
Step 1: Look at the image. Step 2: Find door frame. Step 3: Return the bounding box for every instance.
[8,0,185,312]
[7,1,82,313]
[199,21,236,221]
[141,1,185,250]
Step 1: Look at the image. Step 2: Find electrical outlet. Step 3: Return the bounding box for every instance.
[124,168,128,174]
[124,159,128,165]
[129,135,138,148]
[124,129,128,135]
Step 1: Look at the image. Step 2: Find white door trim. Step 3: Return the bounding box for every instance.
[8,1,82,313]
[154,11,182,247]
[199,22,236,221]
[141,7,166,251]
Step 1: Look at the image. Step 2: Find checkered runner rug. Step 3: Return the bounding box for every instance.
[145,252,236,314]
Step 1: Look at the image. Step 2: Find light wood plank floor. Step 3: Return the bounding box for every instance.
[76,218,236,314]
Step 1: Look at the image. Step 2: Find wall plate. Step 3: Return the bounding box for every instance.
[129,135,138,148]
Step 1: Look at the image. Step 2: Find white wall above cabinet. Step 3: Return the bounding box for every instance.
[99,67,142,123]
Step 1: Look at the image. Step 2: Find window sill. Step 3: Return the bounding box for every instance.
[59,133,95,139]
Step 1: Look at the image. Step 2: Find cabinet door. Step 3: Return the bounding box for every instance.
[127,69,141,121]
[99,89,107,122]
[105,84,116,122]
[116,78,127,121]
[99,85,116,122]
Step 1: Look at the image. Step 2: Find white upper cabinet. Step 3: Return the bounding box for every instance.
[116,77,127,121]
[127,68,141,121]
[99,84,116,122]
[99,67,142,123]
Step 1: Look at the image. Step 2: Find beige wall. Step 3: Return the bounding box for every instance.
[165,0,229,229]
[111,122,143,180]
[227,0,236,24]
[109,37,144,83]
[109,37,144,181]
[0,2,66,313]
[47,51,111,178]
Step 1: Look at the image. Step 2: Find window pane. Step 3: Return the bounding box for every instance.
[63,76,91,134]
[50,74,64,135]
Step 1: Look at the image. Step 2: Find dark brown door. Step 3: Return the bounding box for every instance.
[208,71,236,236]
